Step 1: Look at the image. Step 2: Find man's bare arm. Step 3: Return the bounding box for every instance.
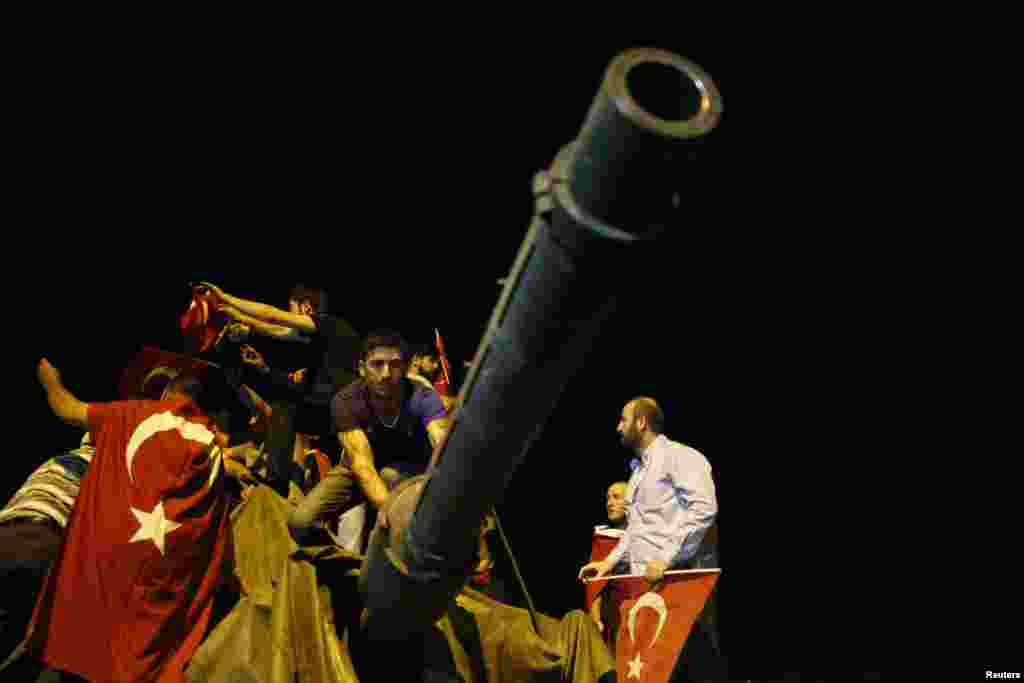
[202,283,318,334]
[222,306,312,344]
[340,429,390,509]
[37,359,88,429]
[425,416,449,450]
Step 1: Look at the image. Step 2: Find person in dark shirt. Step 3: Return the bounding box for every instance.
[199,282,361,495]
[288,330,448,543]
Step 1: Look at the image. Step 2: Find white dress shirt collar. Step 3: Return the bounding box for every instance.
[640,434,667,464]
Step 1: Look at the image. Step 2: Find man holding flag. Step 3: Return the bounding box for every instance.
[28,358,236,683]
[579,397,724,682]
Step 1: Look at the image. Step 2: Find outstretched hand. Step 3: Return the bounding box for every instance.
[196,281,226,301]
[579,560,611,583]
[37,358,60,387]
[644,559,667,585]
[240,345,267,371]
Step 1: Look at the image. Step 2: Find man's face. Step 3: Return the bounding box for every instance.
[419,355,440,378]
[364,346,405,397]
[606,483,626,523]
[617,402,641,449]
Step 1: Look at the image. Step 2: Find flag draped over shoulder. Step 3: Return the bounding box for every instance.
[28,398,232,683]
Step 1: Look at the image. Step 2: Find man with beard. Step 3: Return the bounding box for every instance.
[580,398,717,582]
[579,397,724,682]
[288,330,448,542]
[407,344,442,388]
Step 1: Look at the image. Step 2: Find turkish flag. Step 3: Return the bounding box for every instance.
[608,569,720,682]
[179,289,228,355]
[28,398,232,683]
[584,527,625,612]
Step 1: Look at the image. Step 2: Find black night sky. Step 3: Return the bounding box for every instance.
[10,36,890,679]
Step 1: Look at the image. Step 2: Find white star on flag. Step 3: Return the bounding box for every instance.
[129,500,182,555]
[627,653,644,679]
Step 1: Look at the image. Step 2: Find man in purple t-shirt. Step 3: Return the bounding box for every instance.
[288,330,448,542]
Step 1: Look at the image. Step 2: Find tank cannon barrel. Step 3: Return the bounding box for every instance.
[359,47,724,644]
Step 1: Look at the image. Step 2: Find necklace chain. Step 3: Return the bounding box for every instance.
[378,411,400,429]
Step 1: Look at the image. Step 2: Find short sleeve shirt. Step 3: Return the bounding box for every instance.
[331,378,446,469]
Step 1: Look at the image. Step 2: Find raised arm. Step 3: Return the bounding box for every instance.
[37,359,88,429]
[220,305,312,344]
[340,429,390,509]
[236,382,275,431]
[201,282,318,334]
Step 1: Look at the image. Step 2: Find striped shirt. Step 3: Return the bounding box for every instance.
[0,445,95,528]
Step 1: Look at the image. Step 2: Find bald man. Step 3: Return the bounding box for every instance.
[580,397,724,680]
[580,397,717,583]
[587,481,630,639]
[604,481,628,530]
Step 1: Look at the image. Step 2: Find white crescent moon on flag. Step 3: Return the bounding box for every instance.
[628,591,669,650]
[125,411,215,484]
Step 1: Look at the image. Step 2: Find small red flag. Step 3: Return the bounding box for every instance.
[179,288,228,355]
[434,328,453,396]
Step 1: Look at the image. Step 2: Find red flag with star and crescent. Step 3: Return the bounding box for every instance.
[27,398,232,683]
[592,568,720,682]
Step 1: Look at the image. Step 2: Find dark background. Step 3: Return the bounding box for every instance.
[9,36,886,679]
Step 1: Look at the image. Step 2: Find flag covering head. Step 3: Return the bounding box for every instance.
[434,328,452,396]
[611,570,720,682]
[28,398,232,683]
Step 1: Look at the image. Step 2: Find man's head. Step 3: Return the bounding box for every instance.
[411,344,441,381]
[606,481,627,523]
[141,366,180,401]
[162,371,239,435]
[288,284,328,317]
[616,396,664,452]
[361,330,408,398]
[161,373,204,402]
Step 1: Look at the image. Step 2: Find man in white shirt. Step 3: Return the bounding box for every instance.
[579,397,724,681]
[580,397,717,583]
